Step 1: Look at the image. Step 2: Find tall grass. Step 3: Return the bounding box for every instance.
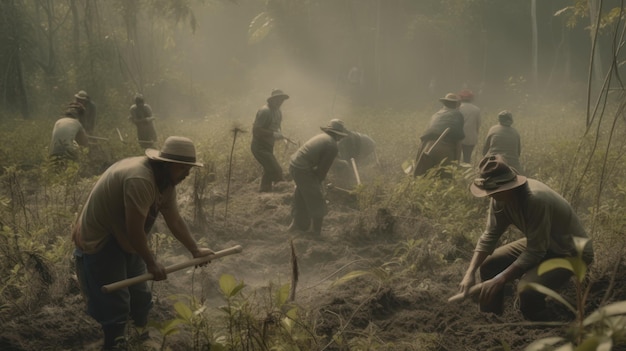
[1,95,625,349]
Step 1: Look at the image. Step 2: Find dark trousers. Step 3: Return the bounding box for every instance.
[74,238,152,329]
[461,144,474,164]
[479,238,592,320]
[290,166,326,231]
[251,141,283,192]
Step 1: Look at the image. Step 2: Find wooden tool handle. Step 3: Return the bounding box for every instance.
[425,127,451,155]
[101,245,243,293]
[447,282,483,303]
[350,158,361,185]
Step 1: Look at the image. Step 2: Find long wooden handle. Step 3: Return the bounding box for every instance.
[284,137,298,146]
[350,158,361,185]
[447,282,483,303]
[101,245,243,293]
[88,135,109,141]
[425,127,451,156]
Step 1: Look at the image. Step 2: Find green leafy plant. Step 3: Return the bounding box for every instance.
[147,295,211,351]
[521,237,626,350]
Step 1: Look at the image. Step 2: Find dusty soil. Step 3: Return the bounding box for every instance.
[1,168,625,351]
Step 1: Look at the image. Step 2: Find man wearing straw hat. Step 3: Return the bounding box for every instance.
[288,119,348,235]
[74,90,97,134]
[458,155,593,320]
[48,102,89,163]
[413,92,465,176]
[251,88,290,192]
[72,136,214,350]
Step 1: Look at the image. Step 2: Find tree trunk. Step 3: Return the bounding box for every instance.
[0,0,30,118]
[70,0,80,61]
[531,0,538,87]
[588,0,604,84]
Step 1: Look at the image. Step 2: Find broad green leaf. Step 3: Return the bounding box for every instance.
[538,258,574,275]
[174,301,193,320]
[584,301,626,326]
[569,258,587,283]
[520,282,577,314]
[286,307,298,320]
[219,274,244,297]
[574,335,612,351]
[276,283,291,306]
[524,336,566,351]
[331,270,373,287]
[538,257,587,283]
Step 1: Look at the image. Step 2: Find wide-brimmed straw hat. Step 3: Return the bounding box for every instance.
[267,89,290,102]
[439,93,460,103]
[320,119,348,137]
[469,155,526,197]
[75,90,90,100]
[145,136,203,167]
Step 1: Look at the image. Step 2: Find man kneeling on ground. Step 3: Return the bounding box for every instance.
[458,155,593,320]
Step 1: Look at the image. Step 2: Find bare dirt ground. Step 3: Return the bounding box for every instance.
[1,167,625,351]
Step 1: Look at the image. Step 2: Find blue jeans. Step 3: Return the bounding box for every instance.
[74,237,153,328]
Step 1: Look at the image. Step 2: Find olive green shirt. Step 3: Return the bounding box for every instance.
[252,104,282,147]
[290,133,338,181]
[475,179,592,270]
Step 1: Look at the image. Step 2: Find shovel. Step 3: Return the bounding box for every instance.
[101,245,243,293]
[413,127,451,177]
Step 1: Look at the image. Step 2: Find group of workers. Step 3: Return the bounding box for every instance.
[413,90,522,176]
[251,88,594,323]
[66,87,593,350]
[48,91,158,164]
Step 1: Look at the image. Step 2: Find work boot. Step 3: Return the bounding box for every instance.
[102,323,127,350]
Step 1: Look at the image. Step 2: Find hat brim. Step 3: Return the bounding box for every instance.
[145,149,203,167]
[469,175,527,197]
[267,94,289,102]
[320,127,348,137]
[439,98,459,103]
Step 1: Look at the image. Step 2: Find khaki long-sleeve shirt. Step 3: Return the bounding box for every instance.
[475,179,593,270]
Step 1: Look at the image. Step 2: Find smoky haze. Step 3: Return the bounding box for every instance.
[17,0,619,132]
[138,0,603,124]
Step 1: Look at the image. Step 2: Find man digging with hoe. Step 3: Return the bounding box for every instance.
[72,136,214,350]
